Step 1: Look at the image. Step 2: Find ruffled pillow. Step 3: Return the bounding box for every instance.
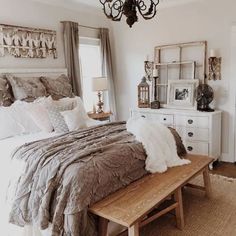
[10,101,41,134]
[9,97,53,134]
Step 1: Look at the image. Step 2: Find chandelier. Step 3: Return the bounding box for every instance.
[99,0,160,28]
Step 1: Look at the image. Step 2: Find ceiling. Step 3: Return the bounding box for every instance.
[72,0,100,8]
[32,0,200,12]
[74,0,200,8]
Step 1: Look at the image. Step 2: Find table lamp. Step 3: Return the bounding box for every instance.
[92,77,108,113]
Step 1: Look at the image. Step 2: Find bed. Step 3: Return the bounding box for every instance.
[0,132,57,236]
[0,68,188,236]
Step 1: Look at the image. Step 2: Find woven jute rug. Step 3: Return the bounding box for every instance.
[116,174,236,236]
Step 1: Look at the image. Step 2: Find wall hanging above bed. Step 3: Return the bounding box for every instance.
[0,23,57,59]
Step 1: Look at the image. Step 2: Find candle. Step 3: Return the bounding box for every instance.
[210,49,217,58]
[153,68,158,77]
[146,55,149,61]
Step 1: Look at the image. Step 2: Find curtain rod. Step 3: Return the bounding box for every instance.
[60,21,99,30]
[79,25,100,30]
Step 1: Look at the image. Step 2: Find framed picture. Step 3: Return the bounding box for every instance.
[167,80,199,109]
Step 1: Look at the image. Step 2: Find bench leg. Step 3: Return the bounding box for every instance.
[174,188,184,230]
[98,217,108,236]
[203,167,212,199]
[128,223,139,236]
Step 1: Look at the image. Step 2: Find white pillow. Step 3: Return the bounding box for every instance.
[0,97,54,139]
[60,106,87,131]
[9,101,40,134]
[0,107,23,140]
[74,97,89,120]
[27,103,53,132]
[52,96,88,119]
[11,96,54,133]
[52,97,76,108]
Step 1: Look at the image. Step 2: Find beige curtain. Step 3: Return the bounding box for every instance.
[62,21,82,97]
[99,28,117,120]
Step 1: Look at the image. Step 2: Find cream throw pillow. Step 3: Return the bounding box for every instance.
[60,106,87,131]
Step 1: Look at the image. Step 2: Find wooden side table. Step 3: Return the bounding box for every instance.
[88,112,112,122]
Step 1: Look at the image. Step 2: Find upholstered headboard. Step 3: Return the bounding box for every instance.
[0,68,69,104]
[0,68,68,78]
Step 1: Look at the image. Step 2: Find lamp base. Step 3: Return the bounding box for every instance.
[97,91,104,113]
[97,104,104,113]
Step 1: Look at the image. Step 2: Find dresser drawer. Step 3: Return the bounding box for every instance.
[176,127,209,142]
[131,111,174,126]
[131,111,158,120]
[175,115,209,128]
[184,141,209,155]
[159,114,174,126]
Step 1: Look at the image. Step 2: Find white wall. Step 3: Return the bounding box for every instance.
[111,0,236,162]
[0,0,111,68]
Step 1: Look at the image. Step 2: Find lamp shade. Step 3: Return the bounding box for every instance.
[92,77,108,92]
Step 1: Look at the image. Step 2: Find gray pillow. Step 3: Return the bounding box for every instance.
[40,74,73,100]
[169,127,187,157]
[46,103,74,133]
[0,76,13,106]
[6,74,47,102]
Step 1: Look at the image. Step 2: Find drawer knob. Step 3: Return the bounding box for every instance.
[188,119,193,124]
[188,132,194,137]
[163,118,167,121]
[187,146,193,152]
[141,115,146,118]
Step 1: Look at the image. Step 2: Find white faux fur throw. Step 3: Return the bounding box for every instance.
[126,117,191,173]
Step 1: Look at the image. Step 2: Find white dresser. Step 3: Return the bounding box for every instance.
[130,108,222,161]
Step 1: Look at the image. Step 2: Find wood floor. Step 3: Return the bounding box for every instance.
[211,161,236,178]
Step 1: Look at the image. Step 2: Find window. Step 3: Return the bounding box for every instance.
[79,37,102,112]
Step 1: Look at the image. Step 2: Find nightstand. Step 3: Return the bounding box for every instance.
[88,112,112,122]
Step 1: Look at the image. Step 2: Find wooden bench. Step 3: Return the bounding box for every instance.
[89,154,213,236]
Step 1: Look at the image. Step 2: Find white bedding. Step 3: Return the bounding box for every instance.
[0,120,103,236]
[0,132,57,236]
